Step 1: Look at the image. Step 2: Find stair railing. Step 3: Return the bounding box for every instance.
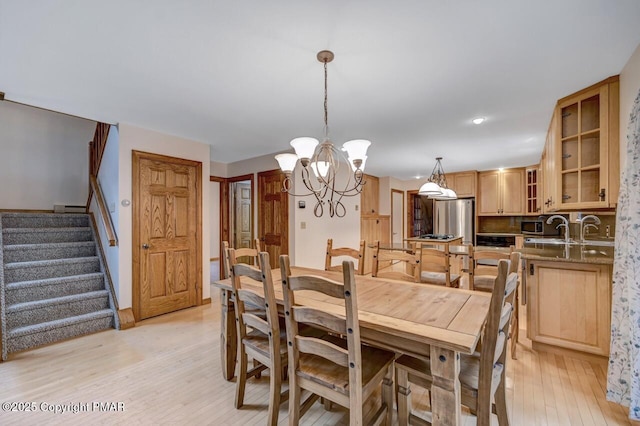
[86,123,117,246]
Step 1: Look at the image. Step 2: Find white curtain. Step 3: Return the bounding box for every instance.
[607,88,640,420]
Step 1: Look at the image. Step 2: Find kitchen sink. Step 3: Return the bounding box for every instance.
[524,237,614,247]
[524,237,578,245]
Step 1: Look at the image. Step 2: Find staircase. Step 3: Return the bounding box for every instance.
[0,213,116,360]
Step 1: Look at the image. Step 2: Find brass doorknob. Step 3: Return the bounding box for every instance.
[142,243,150,249]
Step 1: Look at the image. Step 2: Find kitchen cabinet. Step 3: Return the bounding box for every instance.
[360,215,390,274]
[525,165,541,215]
[526,259,611,356]
[361,174,380,216]
[542,76,620,210]
[448,171,477,198]
[541,114,559,213]
[477,168,525,216]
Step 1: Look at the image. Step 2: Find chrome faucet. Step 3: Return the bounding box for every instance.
[547,215,571,243]
[580,214,601,242]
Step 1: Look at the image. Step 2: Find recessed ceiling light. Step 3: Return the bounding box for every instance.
[472,117,486,125]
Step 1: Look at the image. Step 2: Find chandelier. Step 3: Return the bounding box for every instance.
[275,50,371,218]
[418,157,458,199]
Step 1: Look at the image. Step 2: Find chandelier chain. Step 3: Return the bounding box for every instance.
[323,60,329,137]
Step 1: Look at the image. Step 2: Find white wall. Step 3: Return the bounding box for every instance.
[117,123,211,309]
[0,102,95,209]
[620,42,640,169]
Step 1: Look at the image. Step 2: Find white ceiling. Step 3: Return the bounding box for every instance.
[2,1,640,179]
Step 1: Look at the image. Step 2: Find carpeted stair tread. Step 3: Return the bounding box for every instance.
[2,227,93,244]
[4,255,100,270]
[3,256,100,283]
[7,290,109,313]
[3,241,96,262]
[8,309,114,339]
[1,213,89,229]
[6,272,104,290]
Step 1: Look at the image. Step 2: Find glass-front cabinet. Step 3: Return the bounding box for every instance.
[553,77,619,209]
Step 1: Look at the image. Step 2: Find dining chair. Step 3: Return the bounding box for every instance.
[395,259,519,426]
[280,255,395,425]
[228,249,287,426]
[418,244,461,288]
[325,238,366,275]
[371,240,421,282]
[221,238,262,279]
[468,245,513,292]
[469,247,522,359]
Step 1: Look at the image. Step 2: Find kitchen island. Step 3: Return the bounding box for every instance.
[518,243,613,357]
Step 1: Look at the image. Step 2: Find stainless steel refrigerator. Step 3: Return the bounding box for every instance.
[433,199,474,244]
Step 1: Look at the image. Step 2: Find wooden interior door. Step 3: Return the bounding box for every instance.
[233,182,252,249]
[257,169,288,269]
[133,151,202,321]
[391,189,404,245]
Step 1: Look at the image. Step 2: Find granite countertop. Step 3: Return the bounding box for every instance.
[517,245,614,265]
[476,232,523,237]
[404,236,463,243]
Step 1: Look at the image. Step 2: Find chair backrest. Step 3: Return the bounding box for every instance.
[325,238,366,275]
[371,241,421,282]
[228,249,280,354]
[280,255,365,410]
[478,259,519,400]
[418,244,455,286]
[468,245,513,291]
[221,239,262,279]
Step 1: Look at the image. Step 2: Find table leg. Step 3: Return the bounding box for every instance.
[429,346,461,426]
[220,289,237,381]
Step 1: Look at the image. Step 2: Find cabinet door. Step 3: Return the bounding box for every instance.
[360,215,390,274]
[477,171,500,215]
[525,166,540,215]
[452,171,476,198]
[528,260,611,356]
[361,174,380,216]
[501,168,524,215]
[556,85,610,209]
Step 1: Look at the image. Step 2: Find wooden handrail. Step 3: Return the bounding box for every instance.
[87,123,111,209]
[90,175,117,246]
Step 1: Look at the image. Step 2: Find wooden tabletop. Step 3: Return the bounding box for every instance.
[212,266,490,356]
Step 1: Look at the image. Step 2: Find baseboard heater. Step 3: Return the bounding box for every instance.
[53,204,86,213]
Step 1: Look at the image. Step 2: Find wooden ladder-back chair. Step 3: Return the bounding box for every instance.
[371,240,421,283]
[228,249,287,426]
[221,238,262,279]
[418,244,461,288]
[280,255,395,425]
[395,260,519,426]
[468,245,513,292]
[325,238,366,275]
[469,247,522,359]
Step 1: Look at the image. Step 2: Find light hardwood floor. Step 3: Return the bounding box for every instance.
[0,289,637,425]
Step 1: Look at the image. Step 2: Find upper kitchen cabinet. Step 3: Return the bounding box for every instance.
[525,165,541,215]
[477,168,525,216]
[361,174,380,216]
[448,171,477,198]
[552,76,620,210]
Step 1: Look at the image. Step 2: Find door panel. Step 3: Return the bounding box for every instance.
[133,151,202,321]
[258,169,288,269]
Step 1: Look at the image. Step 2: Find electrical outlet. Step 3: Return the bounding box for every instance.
[300,221,306,230]
[355,205,359,211]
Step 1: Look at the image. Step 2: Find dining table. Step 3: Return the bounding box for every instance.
[211,266,491,426]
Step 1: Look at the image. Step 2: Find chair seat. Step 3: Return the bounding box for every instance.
[298,336,395,396]
[396,352,504,397]
[243,329,288,359]
[420,271,461,286]
[472,275,495,292]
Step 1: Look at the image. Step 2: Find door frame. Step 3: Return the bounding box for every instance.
[216,173,255,255]
[132,150,203,322]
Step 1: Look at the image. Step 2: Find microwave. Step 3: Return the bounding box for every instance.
[520,219,560,236]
